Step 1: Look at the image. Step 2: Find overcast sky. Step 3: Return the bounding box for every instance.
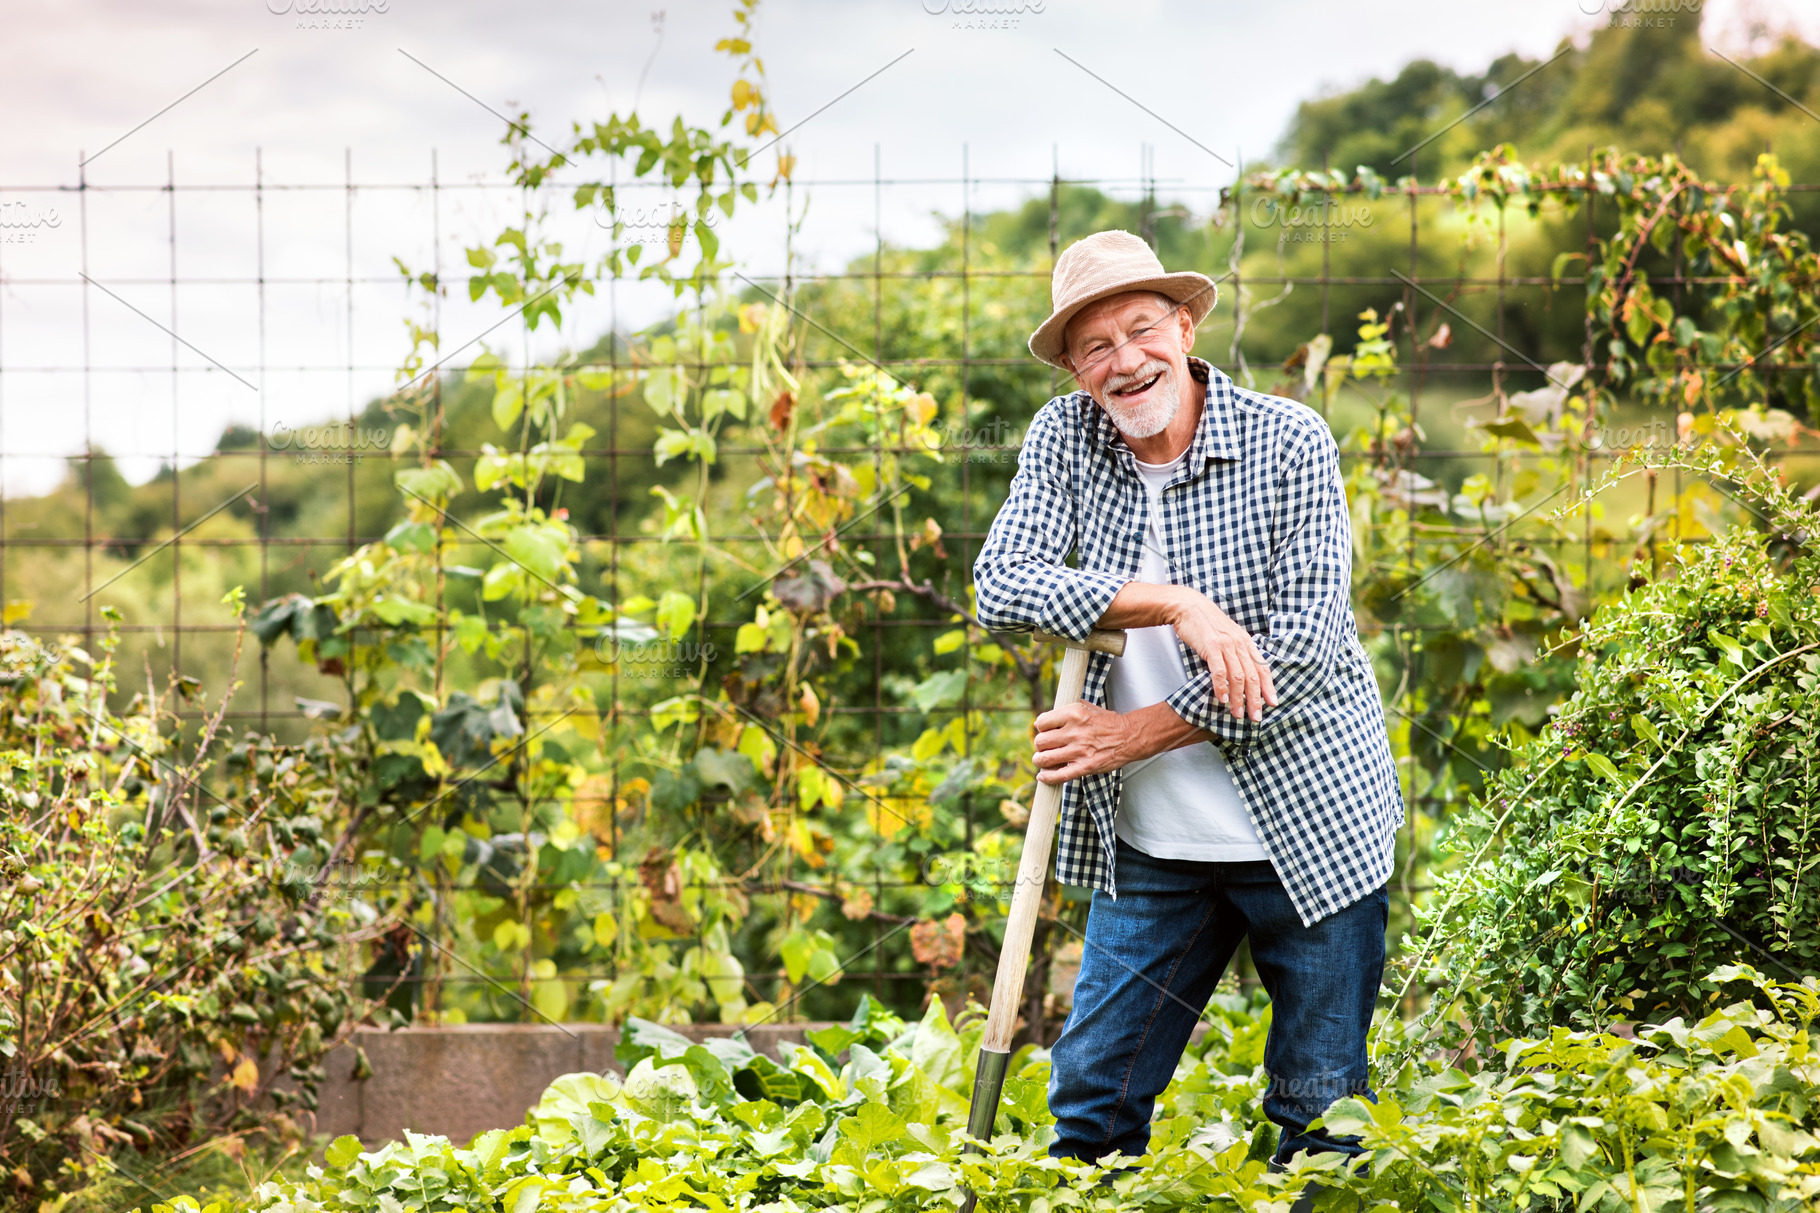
[1,0,1814,495]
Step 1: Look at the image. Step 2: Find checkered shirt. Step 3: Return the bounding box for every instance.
[974,358,1404,926]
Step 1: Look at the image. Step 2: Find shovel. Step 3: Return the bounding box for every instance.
[961,627,1126,1208]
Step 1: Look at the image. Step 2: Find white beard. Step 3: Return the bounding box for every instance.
[1097,360,1179,440]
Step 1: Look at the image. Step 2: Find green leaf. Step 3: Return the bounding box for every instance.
[491,380,525,432]
[932,629,966,655]
[910,669,968,713]
[806,1024,863,1058]
[645,367,685,417]
[654,427,696,466]
[395,461,463,502]
[909,998,965,1096]
[1708,629,1745,665]
[734,1055,804,1105]
[1474,415,1541,445]
[1561,1122,1596,1170]
[324,1134,363,1170]
[779,928,816,984]
[655,590,696,639]
[615,1018,695,1071]
[781,1042,845,1101]
[838,1102,906,1153]
[372,597,437,626]
[692,747,755,795]
[1631,714,1661,746]
[1584,753,1621,783]
[503,526,567,586]
[384,520,437,554]
[248,594,310,647]
[702,388,745,421]
[530,1072,621,1146]
[651,696,698,733]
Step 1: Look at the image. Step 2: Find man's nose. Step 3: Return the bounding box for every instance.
[1106,333,1150,377]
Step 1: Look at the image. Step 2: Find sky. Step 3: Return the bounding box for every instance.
[1,0,1815,495]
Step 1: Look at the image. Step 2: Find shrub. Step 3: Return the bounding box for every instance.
[1405,441,1820,1042]
[0,619,392,1206]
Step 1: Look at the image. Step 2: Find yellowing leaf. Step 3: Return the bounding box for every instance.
[911,728,946,763]
[799,683,821,727]
[229,1055,260,1093]
[532,976,570,1023]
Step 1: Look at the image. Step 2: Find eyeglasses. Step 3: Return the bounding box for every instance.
[1067,312,1180,376]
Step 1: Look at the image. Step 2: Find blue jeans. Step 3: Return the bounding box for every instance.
[1047,838,1387,1165]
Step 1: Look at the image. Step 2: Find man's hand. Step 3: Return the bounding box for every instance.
[1098,583,1279,722]
[1032,702,1136,784]
[1033,699,1210,784]
[1165,590,1278,723]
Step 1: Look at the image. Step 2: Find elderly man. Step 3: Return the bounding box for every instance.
[973,230,1403,1170]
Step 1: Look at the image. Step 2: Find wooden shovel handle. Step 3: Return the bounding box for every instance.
[978,640,1102,1054]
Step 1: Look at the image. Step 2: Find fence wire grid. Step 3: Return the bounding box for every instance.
[0,143,1812,1019]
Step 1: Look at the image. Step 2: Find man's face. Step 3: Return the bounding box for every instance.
[1060,293,1193,441]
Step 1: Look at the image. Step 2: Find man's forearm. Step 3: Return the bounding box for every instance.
[1097,581,1187,630]
[1098,582,1277,723]
[1118,700,1214,764]
[1032,697,1216,785]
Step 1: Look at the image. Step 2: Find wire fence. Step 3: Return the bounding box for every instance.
[1,143,1810,1020]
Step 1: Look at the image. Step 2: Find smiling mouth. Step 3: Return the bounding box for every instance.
[1111,372,1162,399]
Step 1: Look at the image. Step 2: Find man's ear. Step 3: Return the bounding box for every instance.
[1058,353,1084,388]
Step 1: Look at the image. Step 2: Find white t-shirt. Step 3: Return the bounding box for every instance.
[1105,452,1270,863]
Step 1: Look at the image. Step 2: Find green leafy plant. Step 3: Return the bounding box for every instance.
[1400,437,1820,1048]
[137,968,1820,1212]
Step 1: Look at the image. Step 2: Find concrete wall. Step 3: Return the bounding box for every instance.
[310,1021,827,1146]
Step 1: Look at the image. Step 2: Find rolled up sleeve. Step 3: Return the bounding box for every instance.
[1166,427,1352,743]
[973,403,1128,642]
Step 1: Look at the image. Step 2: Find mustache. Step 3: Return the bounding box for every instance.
[1103,360,1171,397]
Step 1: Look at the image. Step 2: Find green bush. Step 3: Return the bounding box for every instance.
[1407,442,1820,1042]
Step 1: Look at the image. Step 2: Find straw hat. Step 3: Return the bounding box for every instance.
[1028,230,1218,370]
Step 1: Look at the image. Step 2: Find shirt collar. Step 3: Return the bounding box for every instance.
[1089,356,1244,469]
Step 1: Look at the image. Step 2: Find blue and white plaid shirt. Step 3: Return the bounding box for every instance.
[974,358,1403,926]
